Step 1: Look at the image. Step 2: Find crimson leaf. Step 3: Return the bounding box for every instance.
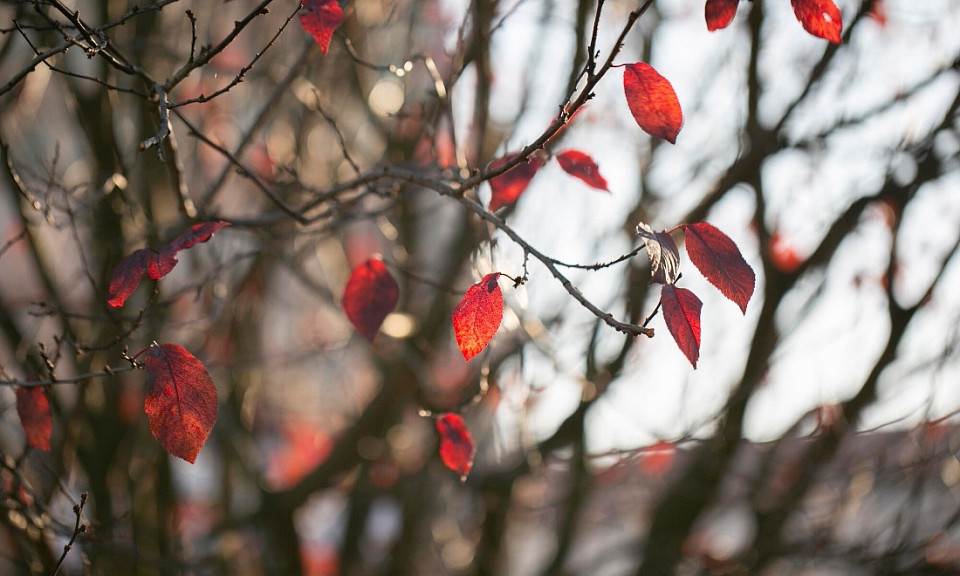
[660,285,702,368]
[299,0,344,55]
[637,222,681,285]
[146,221,230,281]
[556,150,610,192]
[144,343,218,464]
[342,259,400,341]
[108,248,151,308]
[436,413,475,481]
[488,154,543,212]
[452,273,503,361]
[705,0,739,31]
[16,387,51,451]
[682,222,755,314]
[791,0,843,43]
[623,63,683,144]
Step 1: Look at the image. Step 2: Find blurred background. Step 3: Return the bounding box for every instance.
[1,0,960,574]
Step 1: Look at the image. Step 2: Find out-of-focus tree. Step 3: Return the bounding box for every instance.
[1,0,959,574]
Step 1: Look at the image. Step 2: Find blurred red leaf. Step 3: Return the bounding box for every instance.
[705,0,739,31]
[640,440,676,477]
[868,0,886,26]
[108,248,151,308]
[770,232,804,273]
[342,259,399,341]
[299,0,344,55]
[682,222,755,314]
[16,387,51,451]
[556,150,609,192]
[637,222,681,285]
[144,343,218,464]
[147,221,230,281]
[488,154,543,212]
[436,413,475,481]
[623,63,683,144]
[791,0,843,43]
[452,273,503,361]
[661,285,702,368]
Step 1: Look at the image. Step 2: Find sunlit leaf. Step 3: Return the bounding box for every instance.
[705,0,739,31]
[436,413,475,481]
[16,387,51,451]
[791,0,843,43]
[556,150,609,192]
[144,344,218,464]
[488,154,543,212]
[452,273,503,361]
[660,285,702,368]
[108,248,151,308]
[683,222,755,314]
[342,258,400,341]
[623,63,683,144]
[637,222,681,285]
[299,0,344,55]
[146,221,230,281]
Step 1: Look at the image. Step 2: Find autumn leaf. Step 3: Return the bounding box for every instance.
[144,344,218,464]
[342,258,400,341]
[637,222,681,285]
[556,150,609,192]
[16,387,51,451]
[640,440,676,477]
[791,0,843,43]
[299,0,344,55]
[436,413,475,481]
[146,221,230,281]
[705,0,739,31]
[108,248,151,308]
[488,154,543,212]
[660,285,702,368]
[868,0,886,26]
[452,273,503,361]
[623,63,683,144]
[683,222,755,314]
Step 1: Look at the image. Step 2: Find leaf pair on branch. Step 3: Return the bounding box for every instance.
[705,0,843,43]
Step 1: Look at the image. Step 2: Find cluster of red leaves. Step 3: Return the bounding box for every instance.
[706,0,843,43]
[639,221,755,368]
[108,221,229,308]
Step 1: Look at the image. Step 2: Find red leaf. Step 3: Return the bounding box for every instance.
[623,63,683,144]
[636,222,681,285]
[144,344,218,463]
[342,259,400,341]
[868,0,886,26]
[299,0,344,55]
[770,232,804,273]
[16,387,51,451]
[791,0,843,43]
[488,154,543,212]
[660,285,702,368]
[640,440,676,477]
[146,221,230,281]
[683,222,755,314]
[705,0,739,31]
[452,273,503,361]
[108,248,151,307]
[436,413,475,481]
[556,150,609,192]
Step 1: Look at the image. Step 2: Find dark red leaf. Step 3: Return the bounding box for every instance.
[636,222,681,285]
[299,0,344,55]
[705,0,739,31]
[623,63,683,144]
[660,285,702,368]
[108,248,151,308]
[488,154,543,212]
[791,0,843,43]
[144,343,218,463]
[436,413,475,481]
[683,222,755,314]
[556,150,609,192]
[146,221,230,281]
[342,259,400,341]
[16,387,51,451]
[452,273,503,361]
